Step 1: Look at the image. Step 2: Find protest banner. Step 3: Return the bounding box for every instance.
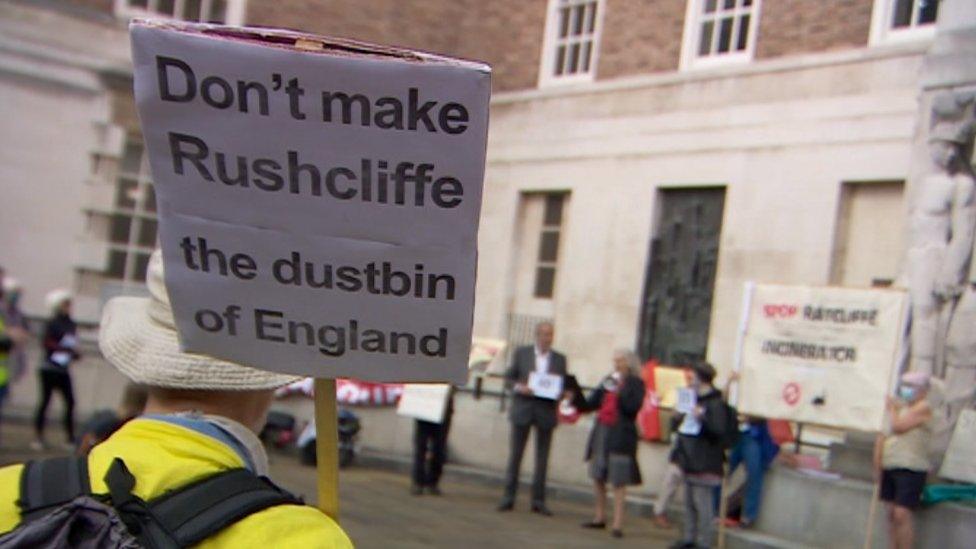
[736,284,908,433]
[396,384,452,424]
[130,20,490,521]
[131,21,490,385]
[939,408,976,483]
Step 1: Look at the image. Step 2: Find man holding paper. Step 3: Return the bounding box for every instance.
[498,322,569,515]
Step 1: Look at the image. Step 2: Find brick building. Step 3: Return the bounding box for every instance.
[0,0,955,489]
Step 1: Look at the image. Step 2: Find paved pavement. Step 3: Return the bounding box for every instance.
[0,421,681,548]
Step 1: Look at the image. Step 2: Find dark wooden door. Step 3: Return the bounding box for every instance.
[638,188,726,365]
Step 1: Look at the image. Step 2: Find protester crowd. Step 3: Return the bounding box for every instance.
[0,258,947,549]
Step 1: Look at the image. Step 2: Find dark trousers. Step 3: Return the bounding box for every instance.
[502,422,554,506]
[412,420,449,487]
[35,368,75,442]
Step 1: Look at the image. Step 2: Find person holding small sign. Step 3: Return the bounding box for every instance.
[411,387,454,496]
[32,289,81,450]
[669,362,736,549]
[498,322,570,515]
[578,349,645,538]
[873,372,935,549]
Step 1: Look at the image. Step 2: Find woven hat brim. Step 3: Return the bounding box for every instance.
[99,297,300,391]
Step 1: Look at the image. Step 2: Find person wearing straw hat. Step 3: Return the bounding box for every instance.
[0,251,353,547]
[31,288,80,450]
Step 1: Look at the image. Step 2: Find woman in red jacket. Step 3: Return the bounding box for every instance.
[579,349,646,538]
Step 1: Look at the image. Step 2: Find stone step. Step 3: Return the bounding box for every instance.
[725,529,817,549]
[750,466,976,548]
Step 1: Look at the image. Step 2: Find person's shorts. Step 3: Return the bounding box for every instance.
[880,468,927,509]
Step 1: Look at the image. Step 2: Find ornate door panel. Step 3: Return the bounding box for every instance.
[638,188,726,365]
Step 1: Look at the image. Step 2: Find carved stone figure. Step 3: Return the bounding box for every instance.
[904,91,976,377]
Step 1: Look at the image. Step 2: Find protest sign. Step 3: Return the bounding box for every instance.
[397,384,452,424]
[130,21,490,384]
[655,367,689,409]
[528,371,564,400]
[737,284,908,432]
[939,408,976,483]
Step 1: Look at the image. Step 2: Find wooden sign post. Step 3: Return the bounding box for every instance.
[315,378,340,520]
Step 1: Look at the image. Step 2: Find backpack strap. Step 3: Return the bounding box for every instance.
[146,468,303,548]
[18,456,92,523]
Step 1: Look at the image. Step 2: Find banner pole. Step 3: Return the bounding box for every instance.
[315,378,340,521]
[718,281,754,549]
[863,481,881,549]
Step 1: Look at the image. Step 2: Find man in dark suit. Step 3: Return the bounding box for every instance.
[497,321,569,516]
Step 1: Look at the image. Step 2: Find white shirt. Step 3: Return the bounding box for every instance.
[534,346,551,374]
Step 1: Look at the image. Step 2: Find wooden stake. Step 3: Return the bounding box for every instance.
[717,474,731,549]
[863,481,881,549]
[314,378,340,521]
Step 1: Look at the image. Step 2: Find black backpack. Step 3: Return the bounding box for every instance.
[0,456,302,548]
[718,402,741,449]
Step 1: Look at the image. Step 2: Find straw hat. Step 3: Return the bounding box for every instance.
[99,250,299,390]
[45,288,72,313]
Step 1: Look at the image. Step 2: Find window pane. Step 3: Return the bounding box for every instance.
[572,4,585,36]
[568,43,580,74]
[157,0,176,16]
[918,0,939,25]
[115,178,138,210]
[183,0,202,20]
[723,0,735,9]
[137,218,158,248]
[129,0,148,8]
[538,231,561,262]
[121,140,143,175]
[743,0,752,6]
[736,14,751,51]
[133,253,152,281]
[107,250,127,280]
[586,1,597,33]
[558,6,570,38]
[209,0,227,22]
[704,0,717,13]
[892,0,913,28]
[554,45,566,75]
[699,21,714,55]
[544,194,565,226]
[534,267,556,298]
[109,215,132,245]
[581,41,592,73]
[718,17,734,53]
[144,184,157,213]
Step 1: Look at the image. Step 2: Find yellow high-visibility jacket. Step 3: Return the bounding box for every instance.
[0,418,353,548]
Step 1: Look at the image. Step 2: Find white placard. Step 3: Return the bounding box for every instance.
[675,387,697,414]
[939,409,976,483]
[528,372,564,400]
[737,284,908,432]
[131,21,490,383]
[396,384,451,424]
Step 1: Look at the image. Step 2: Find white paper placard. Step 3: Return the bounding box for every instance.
[396,384,451,424]
[737,284,908,432]
[130,21,490,383]
[528,372,563,400]
[939,409,976,483]
[675,388,697,414]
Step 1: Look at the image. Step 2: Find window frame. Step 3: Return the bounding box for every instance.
[679,0,762,71]
[538,0,606,88]
[113,0,247,26]
[531,192,569,300]
[103,134,159,284]
[869,0,940,46]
